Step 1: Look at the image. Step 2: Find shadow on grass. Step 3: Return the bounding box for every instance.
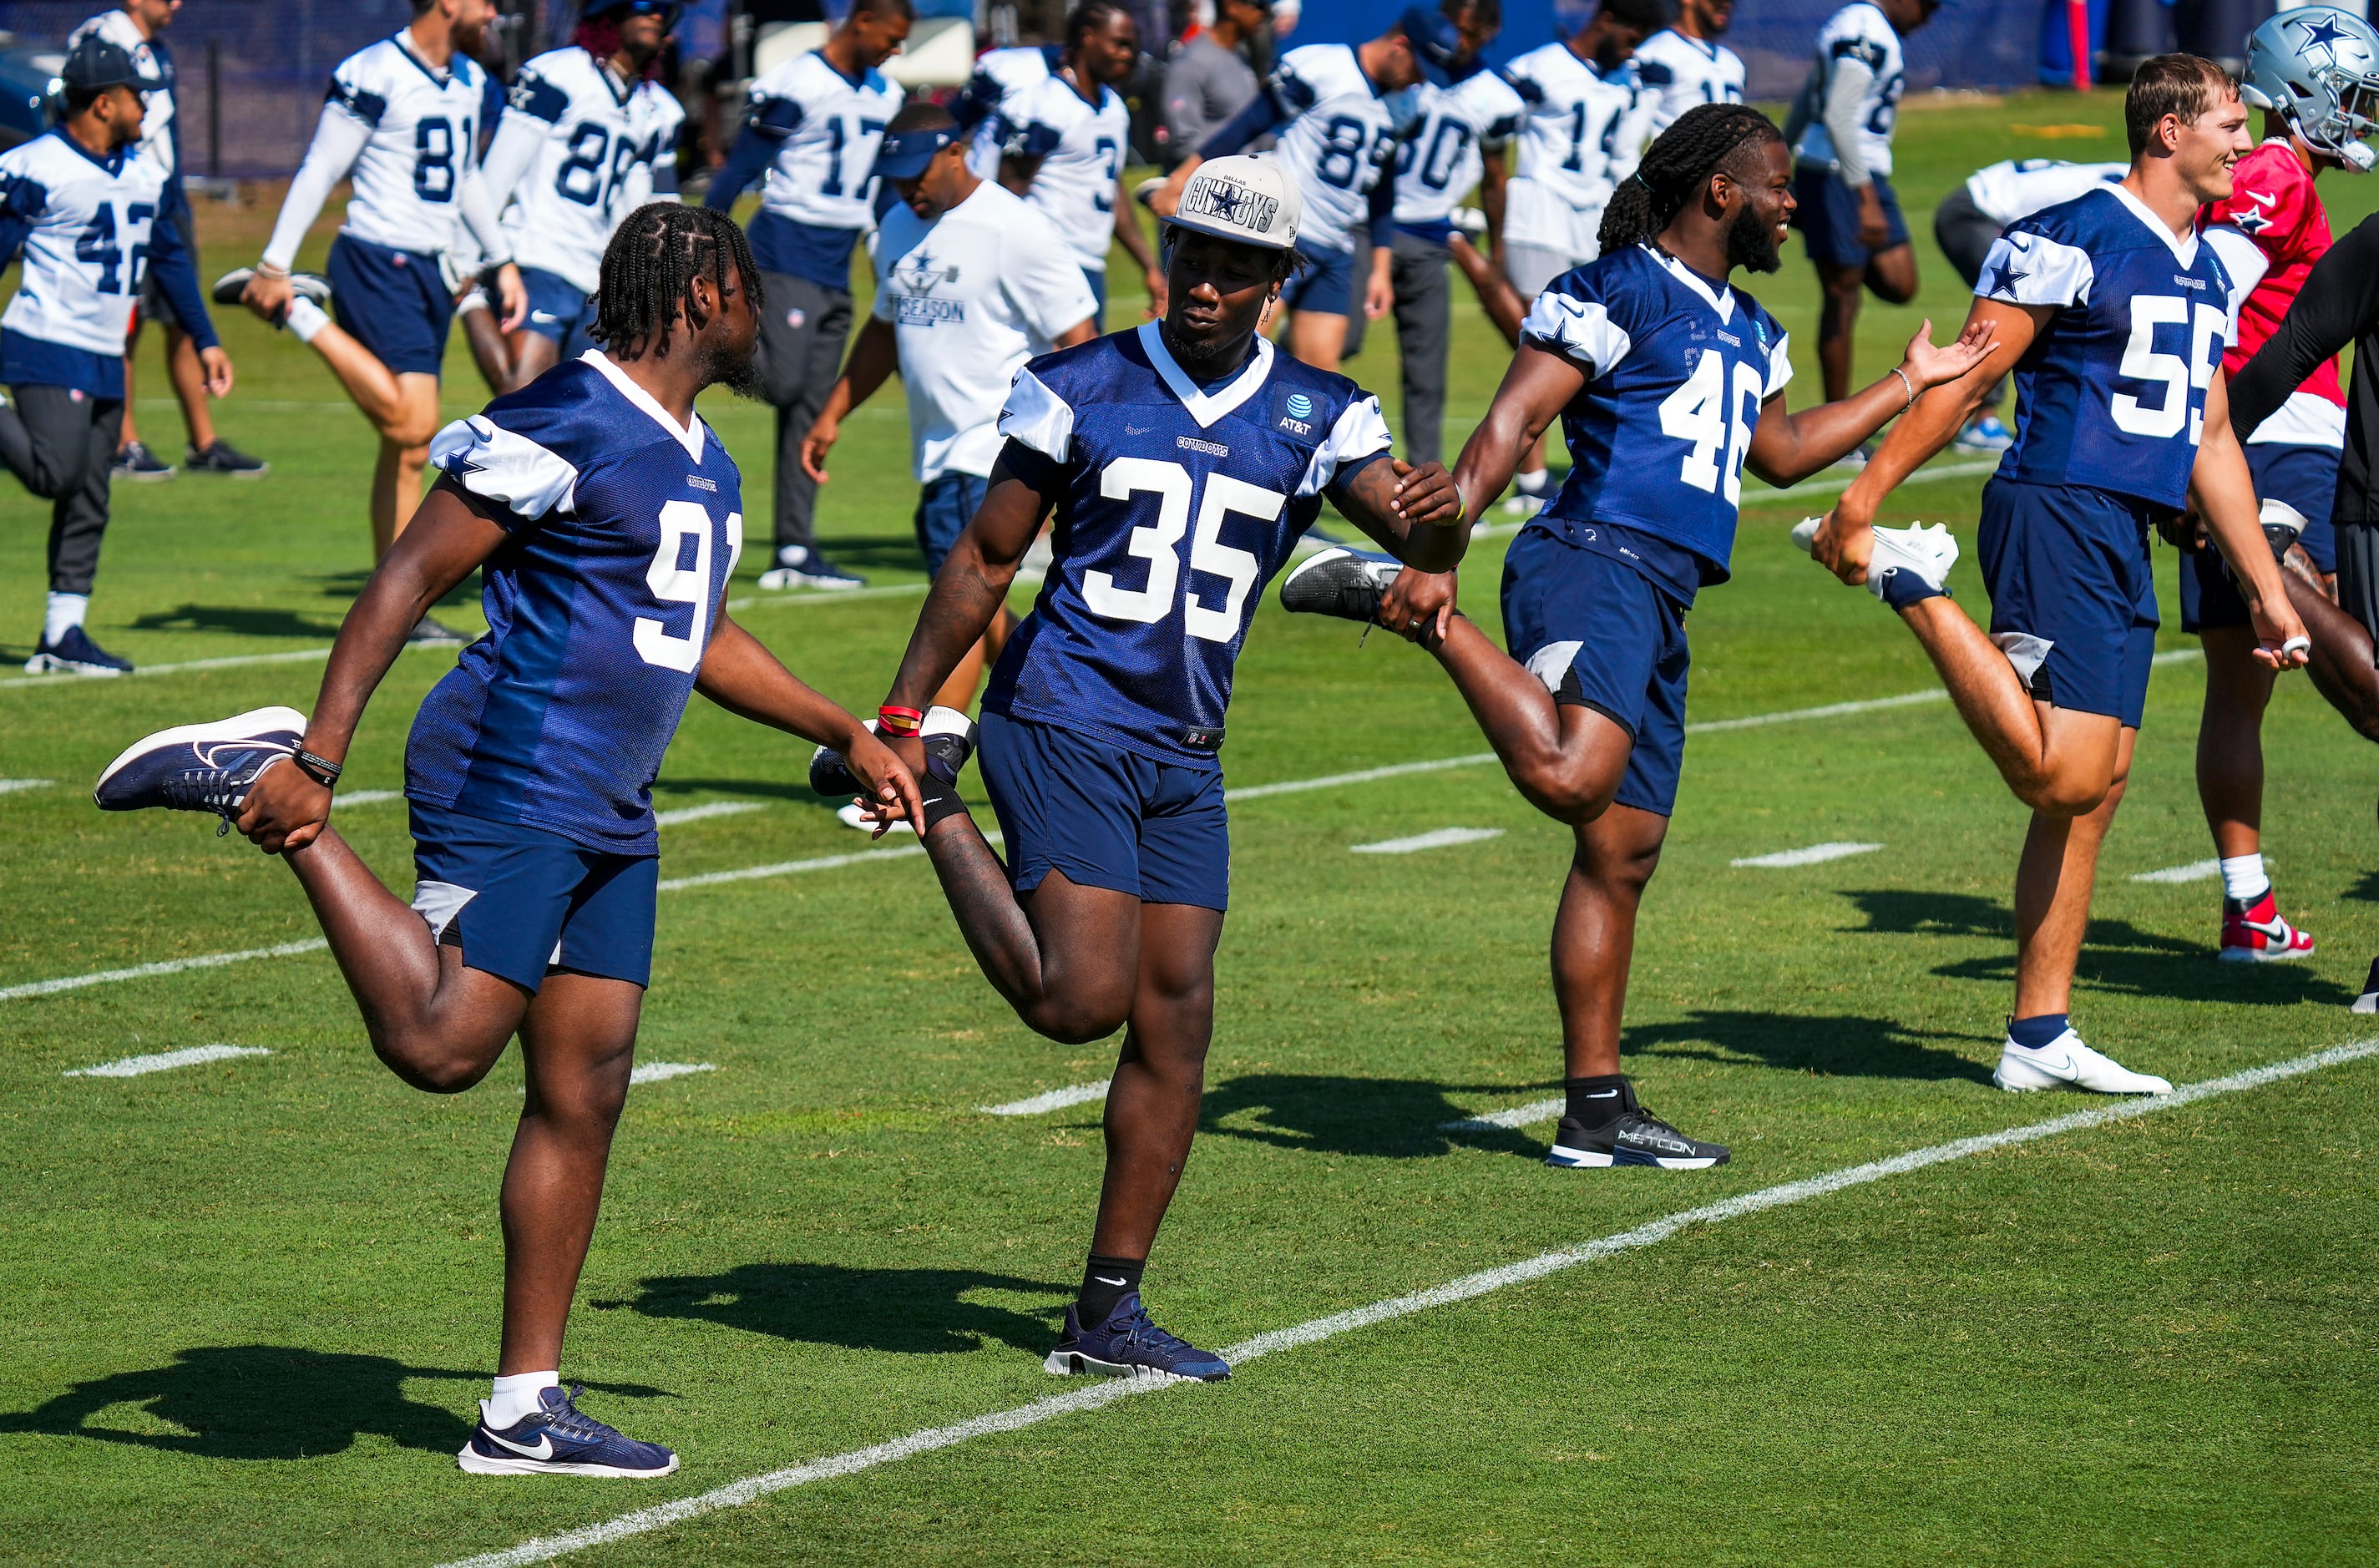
[590,1262,1065,1356]
[1200,1074,1552,1159]
[1624,1009,1994,1084]
[650,776,836,812]
[311,569,478,608]
[0,1346,661,1460]
[2345,870,2379,904]
[127,603,344,640]
[798,533,929,574]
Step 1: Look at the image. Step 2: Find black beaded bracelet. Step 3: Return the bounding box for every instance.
[292,749,343,789]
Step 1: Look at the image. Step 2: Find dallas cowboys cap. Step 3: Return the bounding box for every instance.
[1168,154,1301,250]
[875,122,958,180]
[60,33,143,94]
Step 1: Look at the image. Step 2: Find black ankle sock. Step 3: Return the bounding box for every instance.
[1076,1254,1145,1326]
[917,773,970,832]
[1564,1074,1628,1130]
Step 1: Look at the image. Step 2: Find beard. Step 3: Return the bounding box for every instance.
[1727,202,1783,274]
[1593,35,1631,72]
[453,15,487,57]
[699,336,766,401]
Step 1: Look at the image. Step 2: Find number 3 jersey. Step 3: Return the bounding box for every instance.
[1524,243,1792,596]
[1980,184,2235,509]
[409,352,745,856]
[985,323,1394,765]
[488,47,685,296]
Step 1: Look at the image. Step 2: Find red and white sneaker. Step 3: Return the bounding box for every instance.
[2219,889,2316,963]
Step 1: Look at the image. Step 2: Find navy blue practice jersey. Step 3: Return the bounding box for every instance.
[1526,242,1794,582]
[1980,183,2234,508]
[985,323,1394,764]
[407,352,745,854]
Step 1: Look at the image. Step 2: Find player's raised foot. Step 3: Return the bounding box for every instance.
[1951,413,2014,453]
[25,625,133,676]
[110,441,175,482]
[2220,888,2315,963]
[408,615,465,645]
[210,266,332,321]
[2351,956,2379,1014]
[1044,1292,1231,1383]
[92,706,304,827]
[2259,499,2306,562]
[1992,1024,2170,1095]
[757,545,866,591]
[457,1384,678,1478]
[1545,1080,1729,1169]
[809,706,976,799]
[185,440,268,478]
[1859,522,1959,604]
[1278,546,1401,625]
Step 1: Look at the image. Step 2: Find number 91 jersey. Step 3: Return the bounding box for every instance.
[408,353,745,856]
[985,324,1394,765]
[501,48,686,296]
[1981,185,2234,509]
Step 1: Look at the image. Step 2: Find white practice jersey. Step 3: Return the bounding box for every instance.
[1791,3,1904,179]
[1503,40,1643,258]
[1394,67,1524,228]
[491,48,686,295]
[1627,29,1745,144]
[1005,73,1130,272]
[964,44,1059,178]
[870,180,1098,481]
[1268,43,1405,257]
[0,129,176,356]
[1963,158,2128,226]
[326,33,488,254]
[744,50,904,232]
[67,10,175,188]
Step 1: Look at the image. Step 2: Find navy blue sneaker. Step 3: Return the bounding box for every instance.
[1278,546,1402,625]
[457,1384,678,1477]
[808,705,975,798]
[1546,1080,1729,1170]
[25,625,134,676]
[1045,1292,1231,1383]
[93,707,305,831]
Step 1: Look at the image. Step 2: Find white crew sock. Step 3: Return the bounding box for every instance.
[2220,853,2269,904]
[486,1369,560,1429]
[285,297,329,344]
[455,287,488,317]
[1514,468,1551,497]
[43,591,86,645]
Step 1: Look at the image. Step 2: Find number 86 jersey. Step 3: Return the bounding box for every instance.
[1981,184,2234,508]
[985,324,1394,765]
[408,352,745,857]
[498,48,686,297]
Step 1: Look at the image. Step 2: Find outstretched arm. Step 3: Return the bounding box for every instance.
[883,448,1059,711]
[1448,342,1588,525]
[1746,316,1999,486]
[696,616,924,827]
[1329,456,1465,570]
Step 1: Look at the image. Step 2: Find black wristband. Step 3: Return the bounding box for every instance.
[292,749,342,789]
[918,774,970,832]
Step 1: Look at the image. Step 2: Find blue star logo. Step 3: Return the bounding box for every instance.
[1207,184,1243,220]
[2234,199,2272,235]
[2290,11,2355,60]
[1982,258,2029,299]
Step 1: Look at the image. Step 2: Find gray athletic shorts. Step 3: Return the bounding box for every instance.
[2337,519,2379,643]
[1504,241,1587,306]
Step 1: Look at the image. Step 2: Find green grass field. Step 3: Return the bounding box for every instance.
[4,89,2377,1565]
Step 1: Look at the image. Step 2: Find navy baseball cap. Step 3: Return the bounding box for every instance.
[60,33,143,94]
[583,0,683,28]
[1400,4,1466,72]
[874,121,959,180]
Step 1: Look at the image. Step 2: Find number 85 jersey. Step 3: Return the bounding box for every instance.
[1982,184,2233,508]
[409,352,745,857]
[985,324,1394,765]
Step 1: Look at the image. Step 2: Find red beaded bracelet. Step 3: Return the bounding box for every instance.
[878,705,924,736]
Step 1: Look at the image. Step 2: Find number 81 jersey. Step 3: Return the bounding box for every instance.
[324,33,488,257]
[409,352,744,856]
[985,324,1394,765]
[1982,184,2233,508]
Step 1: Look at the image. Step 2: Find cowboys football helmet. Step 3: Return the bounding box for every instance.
[2243,6,2379,173]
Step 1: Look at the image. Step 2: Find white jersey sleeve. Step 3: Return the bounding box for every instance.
[963,45,1057,178]
[1006,75,1130,273]
[497,50,686,295]
[1626,30,1746,146]
[1267,43,1403,256]
[1961,159,2130,225]
[1394,69,1525,228]
[1789,3,1904,180]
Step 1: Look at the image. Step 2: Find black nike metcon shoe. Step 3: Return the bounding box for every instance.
[808,705,977,798]
[1546,1080,1729,1169]
[1278,547,1402,625]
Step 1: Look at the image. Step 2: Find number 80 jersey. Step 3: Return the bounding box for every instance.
[1982,184,2234,508]
[409,353,745,856]
[985,324,1394,765]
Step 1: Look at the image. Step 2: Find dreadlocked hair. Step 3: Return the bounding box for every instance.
[1597,103,1782,256]
[572,16,666,80]
[591,204,762,362]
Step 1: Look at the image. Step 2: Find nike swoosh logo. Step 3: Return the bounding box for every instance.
[2245,190,2275,204]
[486,1429,554,1459]
[1586,1090,1619,1098]
[1094,1275,1126,1286]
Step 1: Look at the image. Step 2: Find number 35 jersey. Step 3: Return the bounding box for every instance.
[499,48,685,296]
[985,324,1394,766]
[409,352,745,856]
[1526,243,1792,591]
[1982,184,2234,509]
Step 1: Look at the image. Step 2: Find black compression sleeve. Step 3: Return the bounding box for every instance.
[2230,210,2379,440]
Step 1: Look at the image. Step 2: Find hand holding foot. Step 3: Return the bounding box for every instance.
[2250,597,2313,672]
[235,751,332,855]
[1804,506,1875,585]
[241,270,294,323]
[839,726,926,837]
[1379,566,1456,645]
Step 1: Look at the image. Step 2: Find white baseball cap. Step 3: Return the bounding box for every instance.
[1169,154,1302,251]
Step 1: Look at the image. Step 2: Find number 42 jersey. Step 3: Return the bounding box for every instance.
[1981,183,2234,508]
[411,352,745,856]
[986,324,1394,765]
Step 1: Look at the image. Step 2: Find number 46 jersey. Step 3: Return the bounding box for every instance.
[494,48,685,296]
[985,324,1394,765]
[1981,183,2234,508]
[410,352,745,856]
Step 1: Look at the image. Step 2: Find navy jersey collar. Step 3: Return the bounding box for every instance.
[808,48,870,91]
[583,350,706,461]
[2105,180,2200,267]
[392,29,459,89]
[1136,322,1275,429]
[48,125,130,177]
[1639,243,1735,323]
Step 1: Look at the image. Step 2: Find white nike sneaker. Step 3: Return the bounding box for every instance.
[1862,522,1959,604]
[1992,1026,2171,1095]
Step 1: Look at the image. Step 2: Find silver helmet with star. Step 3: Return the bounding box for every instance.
[2243,5,2379,172]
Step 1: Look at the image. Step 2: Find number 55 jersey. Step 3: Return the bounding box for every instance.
[410,352,745,856]
[986,322,1394,764]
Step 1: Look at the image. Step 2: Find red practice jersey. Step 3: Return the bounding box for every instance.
[2199,139,2346,444]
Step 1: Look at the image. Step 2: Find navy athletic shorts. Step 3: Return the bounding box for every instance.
[1500,524,1692,817]
[328,235,454,377]
[1977,478,2159,728]
[975,711,1230,909]
[914,470,986,578]
[1791,167,1910,270]
[1279,243,1355,316]
[407,801,659,992]
[519,266,595,355]
[2179,441,2340,633]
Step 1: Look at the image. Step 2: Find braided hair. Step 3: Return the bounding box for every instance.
[1596,104,1782,257]
[590,204,762,362]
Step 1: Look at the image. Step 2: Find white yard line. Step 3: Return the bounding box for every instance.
[979,1080,1111,1116]
[1350,827,1505,855]
[339,790,402,807]
[654,844,926,892]
[1,777,53,794]
[630,1062,714,1086]
[652,802,767,828]
[438,1037,2379,1568]
[2131,858,2221,884]
[1440,1096,1564,1131]
[0,938,329,1003]
[64,1043,271,1078]
[1732,842,1884,869]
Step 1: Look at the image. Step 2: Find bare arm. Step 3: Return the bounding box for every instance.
[1480,144,1508,257]
[1448,343,1588,525]
[2192,369,2311,668]
[1329,457,1466,571]
[696,615,925,827]
[883,450,1058,711]
[1746,316,2001,487]
[799,316,901,483]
